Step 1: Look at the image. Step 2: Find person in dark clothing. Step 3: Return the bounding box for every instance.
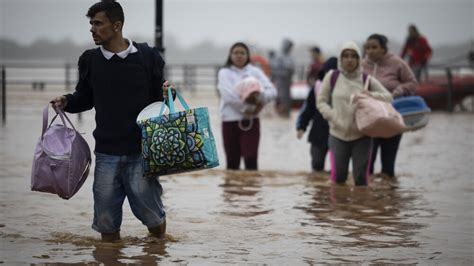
[306,46,322,87]
[50,0,170,242]
[296,57,337,172]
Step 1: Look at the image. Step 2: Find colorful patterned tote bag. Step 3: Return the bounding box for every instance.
[137,89,219,176]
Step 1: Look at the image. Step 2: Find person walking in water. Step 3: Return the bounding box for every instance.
[271,38,295,118]
[400,24,432,81]
[316,41,392,186]
[296,56,337,173]
[217,42,277,170]
[50,0,170,242]
[363,34,417,179]
[306,46,323,87]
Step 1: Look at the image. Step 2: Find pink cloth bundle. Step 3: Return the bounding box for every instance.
[234,76,263,102]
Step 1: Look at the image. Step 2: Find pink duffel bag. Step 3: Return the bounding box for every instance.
[351,77,405,138]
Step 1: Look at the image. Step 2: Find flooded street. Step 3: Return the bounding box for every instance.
[1,87,473,264]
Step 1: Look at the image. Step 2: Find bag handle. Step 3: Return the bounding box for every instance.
[350,75,372,106]
[57,109,76,131]
[42,105,50,137]
[166,87,190,114]
[42,105,77,139]
[49,107,76,131]
[364,75,371,91]
[43,105,67,138]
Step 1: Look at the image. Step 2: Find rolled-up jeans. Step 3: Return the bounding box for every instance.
[92,152,166,234]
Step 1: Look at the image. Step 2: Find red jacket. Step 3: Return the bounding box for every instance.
[400,36,432,67]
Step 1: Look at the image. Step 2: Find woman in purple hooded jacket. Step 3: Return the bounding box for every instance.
[362,33,418,178]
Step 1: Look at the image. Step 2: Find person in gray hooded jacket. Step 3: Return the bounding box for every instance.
[316,41,392,186]
[271,38,295,118]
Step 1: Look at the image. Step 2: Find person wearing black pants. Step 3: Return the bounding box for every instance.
[369,134,402,177]
[296,84,329,171]
[362,33,417,178]
[296,57,338,172]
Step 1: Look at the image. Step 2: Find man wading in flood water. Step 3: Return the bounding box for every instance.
[50,0,172,242]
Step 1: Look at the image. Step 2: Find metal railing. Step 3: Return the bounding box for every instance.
[1,66,5,125]
[1,63,473,125]
[0,63,226,125]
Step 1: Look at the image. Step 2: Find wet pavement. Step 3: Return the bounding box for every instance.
[1,86,473,264]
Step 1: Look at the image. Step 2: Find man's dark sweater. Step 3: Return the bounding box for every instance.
[65,44,164,155]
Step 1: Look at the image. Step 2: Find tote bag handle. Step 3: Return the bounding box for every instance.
[161,88,190,115]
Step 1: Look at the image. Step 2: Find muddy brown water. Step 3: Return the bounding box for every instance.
[1,88,473,264]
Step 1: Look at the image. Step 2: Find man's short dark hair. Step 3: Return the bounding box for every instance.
[87,0,124,24]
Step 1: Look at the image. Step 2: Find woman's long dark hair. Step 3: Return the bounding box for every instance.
[406,24,421,45]
[224,42,251,67]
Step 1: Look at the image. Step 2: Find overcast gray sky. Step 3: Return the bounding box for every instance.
[1,0,473,51]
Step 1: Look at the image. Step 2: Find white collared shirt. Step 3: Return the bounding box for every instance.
[99,38,138,60]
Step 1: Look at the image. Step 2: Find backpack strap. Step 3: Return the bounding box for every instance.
[77,48,96,83]
[135,42,154,83]
[330,69,340,89]
[329,70,339,106]
[329,70,371,106]
[330,70,369,90]
[136,42,163,101]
